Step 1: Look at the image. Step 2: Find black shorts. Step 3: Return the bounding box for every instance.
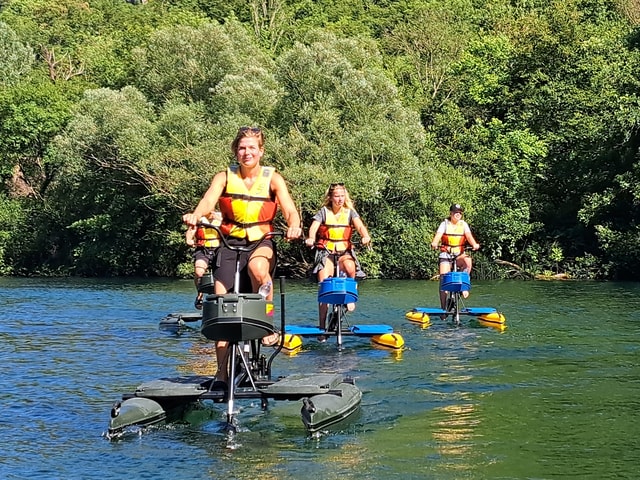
[213,237,276,293]
[193,247,218,266]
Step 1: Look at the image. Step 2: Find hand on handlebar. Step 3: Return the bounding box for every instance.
[434,245,479,253]
[182,212,198,227]
[285,226,303,241]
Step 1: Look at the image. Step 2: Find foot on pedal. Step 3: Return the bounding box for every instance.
[194,293,203,310]
[211,380,228,403]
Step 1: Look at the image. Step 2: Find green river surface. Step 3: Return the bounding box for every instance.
[1,277,638,479]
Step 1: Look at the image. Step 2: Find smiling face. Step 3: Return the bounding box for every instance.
[235,135,264,168]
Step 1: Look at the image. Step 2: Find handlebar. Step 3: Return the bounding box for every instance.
[436,245,477,258]
[197,221,284,252]
[309,242,368,253]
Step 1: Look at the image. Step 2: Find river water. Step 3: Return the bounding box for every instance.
[1,277,638,479]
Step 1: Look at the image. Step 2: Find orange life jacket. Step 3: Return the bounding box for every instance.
[218,165,278,241]
[195,216,220,248]
[440,219,467,255]
[317,206,353,252]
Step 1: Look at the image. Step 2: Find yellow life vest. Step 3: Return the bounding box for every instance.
[317,207,353,252]
[195,216,220,248]
[218,165,278,241]
[440,220,466,255]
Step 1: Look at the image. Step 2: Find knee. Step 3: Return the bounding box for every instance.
[249,262,269,281]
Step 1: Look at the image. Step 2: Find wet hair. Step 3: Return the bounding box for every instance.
[323,183,354,210]
[231,126,264,154]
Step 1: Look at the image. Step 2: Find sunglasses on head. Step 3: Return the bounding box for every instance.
[330,182,344,188]
[239,126,262,134]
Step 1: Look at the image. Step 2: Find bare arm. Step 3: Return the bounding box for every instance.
[185,225,197,246]
[465,230,480,250]
[271,172,302,240]
[352,217,371,246]
[431,221,446,249]
[182,171,226,226]
[305,220,321,247]
[431,231,443,250]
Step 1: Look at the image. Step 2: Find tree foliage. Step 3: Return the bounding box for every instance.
[0,0,638,280]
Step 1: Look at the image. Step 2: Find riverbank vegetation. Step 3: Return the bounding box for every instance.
[1,0,639,280]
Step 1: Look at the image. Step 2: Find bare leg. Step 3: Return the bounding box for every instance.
[248,245,274,299]
[194,258,208,308]
[213,279,229,385]
[339,255,357,311]
[458,256,472,298]
[247,246,280,346]
[319,303,328,330]
[439,259,452,315]
[316,257,334,340]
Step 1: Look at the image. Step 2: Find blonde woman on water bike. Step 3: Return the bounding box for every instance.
[183,126,302,392]
[430,204,480,310]
[305,183,371,341]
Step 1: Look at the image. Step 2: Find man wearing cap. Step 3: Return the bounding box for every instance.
[431,204,480,308]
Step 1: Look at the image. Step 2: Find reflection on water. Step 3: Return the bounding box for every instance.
[1,277,639,479]
[432,403,479,457]
[178,341,218,376]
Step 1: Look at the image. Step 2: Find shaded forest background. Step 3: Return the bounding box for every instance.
[1,0,639,281]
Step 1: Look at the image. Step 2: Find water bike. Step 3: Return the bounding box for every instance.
[159,244,220,334]
[108,226,362,438]
[405,247,506,330]
[285,246,404,350]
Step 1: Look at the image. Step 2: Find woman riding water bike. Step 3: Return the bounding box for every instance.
[305,183,371,342]
[430,203,480,313]
[183,126,302,392]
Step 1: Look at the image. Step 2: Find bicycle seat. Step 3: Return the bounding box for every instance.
[201,293,275,342]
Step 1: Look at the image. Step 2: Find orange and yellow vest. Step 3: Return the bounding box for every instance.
[218,165,278,241]
[317,207,353,252]
[195,216,221,248]
[440,219,467,255]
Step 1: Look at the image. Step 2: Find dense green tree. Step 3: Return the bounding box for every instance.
[44,86,173,275]
[269,30,482,277]
[0,21,34,86]
[0,0,638,279]
[0,79,75,196]
[493,0,640,277]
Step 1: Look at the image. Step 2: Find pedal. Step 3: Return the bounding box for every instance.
[328,314,337,332]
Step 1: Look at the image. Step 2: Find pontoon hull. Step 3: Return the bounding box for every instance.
[109,397,166,435]
[301,382,362,433]
[108,373,362,436]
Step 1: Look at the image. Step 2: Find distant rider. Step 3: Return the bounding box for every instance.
[305,183,371,341]
[430,203,480,309]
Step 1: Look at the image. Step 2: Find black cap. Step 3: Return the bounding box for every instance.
[450,203,464,213]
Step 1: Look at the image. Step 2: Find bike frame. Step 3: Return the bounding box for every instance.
[440,247,473,325]
[198,221,285,429]
[316,246,358,348]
